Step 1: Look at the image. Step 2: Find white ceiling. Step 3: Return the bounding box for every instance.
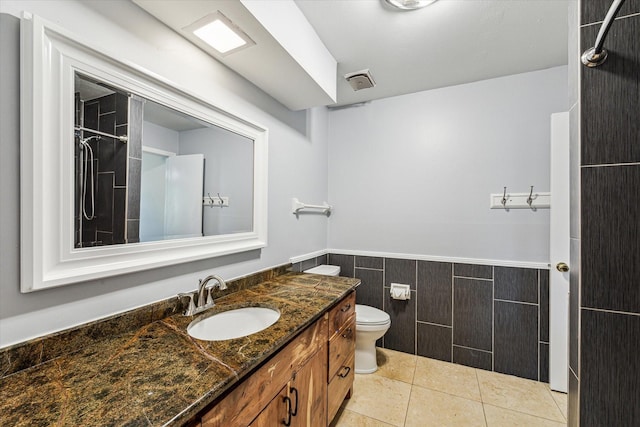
[134,0,569,110]
[296,0,569,107]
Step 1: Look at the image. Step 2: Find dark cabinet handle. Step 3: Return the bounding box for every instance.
[282,396,292,426]
[340,303,351,312]
[290,386,299,416]
[342,327,353,339]
[338,366,351,378]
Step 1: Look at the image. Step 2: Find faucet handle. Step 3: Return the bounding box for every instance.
[178,292,197,316]
[206,288,214,305]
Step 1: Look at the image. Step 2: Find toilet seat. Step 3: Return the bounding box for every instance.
[356,304,390,326]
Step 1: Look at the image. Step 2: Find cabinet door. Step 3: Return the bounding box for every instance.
[290,345,328,427]
[250,385,289,427]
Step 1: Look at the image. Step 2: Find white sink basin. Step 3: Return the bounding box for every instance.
[187,307,280,341]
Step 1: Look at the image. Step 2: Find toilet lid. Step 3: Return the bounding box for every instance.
[356,304,390,325]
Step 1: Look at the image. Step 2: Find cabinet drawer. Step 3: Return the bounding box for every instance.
[327,353,354,423]
[328,316,355,381]
[329,291,356,338]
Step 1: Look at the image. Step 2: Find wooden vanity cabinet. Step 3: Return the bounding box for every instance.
[327,291,356,423]
[197,291,355,427]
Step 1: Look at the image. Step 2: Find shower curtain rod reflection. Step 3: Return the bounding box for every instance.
[75,126,128,143]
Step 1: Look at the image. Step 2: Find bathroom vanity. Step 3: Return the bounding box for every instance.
[0,270,359,426]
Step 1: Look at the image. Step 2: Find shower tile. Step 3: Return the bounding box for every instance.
[581,0,639,25]
[99,93,116,113]
[96,172,114,232]
[581,165,640,312]
[291,262,301,273]
[355,256,383,269]
[580,309,640,425]
[96,231,113,245]
[113,188,126,244]
[128,96,144,160]
[354,268,384,310]
[115,93,128,126]
[328,254,354,277]
[99,111,116,136]
[384,258,416,290]
[127,158,141,220]
[417,261,452,326]
[453,278,492,351]
[114,139,128,187]
[581,19,640,165]
[97,138,115,173]
[540,269,550,343]
[494,266,538,304]
[383,289,416,354]
[416,322,451,362]
[452,346,492,371]
[540,342,549,383]
[127,220,139,244]
[83,101,99,130]
[494,301,538,381]
[569,238,580,373]
[453,263,492,279]
[569,104,580,240]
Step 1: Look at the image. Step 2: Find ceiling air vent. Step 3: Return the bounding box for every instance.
[344,69,376,91]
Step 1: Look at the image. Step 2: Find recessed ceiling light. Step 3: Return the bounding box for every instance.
[184,12,255,55]
[383,0,437,11]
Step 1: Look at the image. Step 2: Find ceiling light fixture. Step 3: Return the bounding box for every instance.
[383,0,437,11]
[184,12,255,55]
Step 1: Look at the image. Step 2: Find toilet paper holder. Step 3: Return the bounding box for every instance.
[390,283,411,300]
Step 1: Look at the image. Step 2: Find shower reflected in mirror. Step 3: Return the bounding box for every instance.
[74,73,255,249]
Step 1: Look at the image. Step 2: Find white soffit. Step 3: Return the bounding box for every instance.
[133,0,337,111]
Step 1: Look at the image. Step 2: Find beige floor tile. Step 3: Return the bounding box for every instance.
[345,373,412,426]
[330,407,395,427]
[549,389,568,420]
[413,356,482,401]
[374,347,417,384]
[476,370,565,422]
[484,404,567,427]
[405,385,486,427]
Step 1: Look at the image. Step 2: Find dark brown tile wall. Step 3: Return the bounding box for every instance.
[574,3,640,425]
[314,253,551,382]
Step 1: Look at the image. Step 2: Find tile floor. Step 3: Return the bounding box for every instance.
[330,348,568,427]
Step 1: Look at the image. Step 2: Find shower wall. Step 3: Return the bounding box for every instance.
[75,91,139,246]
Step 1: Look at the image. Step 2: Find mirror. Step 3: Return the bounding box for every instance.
[74,74,254,248]
[20,14,268,292]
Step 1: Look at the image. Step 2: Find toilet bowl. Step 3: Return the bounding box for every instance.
[303,264,391,374]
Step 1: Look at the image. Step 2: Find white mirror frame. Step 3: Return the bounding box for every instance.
[20,14,268,292]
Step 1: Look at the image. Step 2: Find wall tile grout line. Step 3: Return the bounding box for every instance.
[451,263,455,363]
[494,298,539,307]
[537,269,541,381]
[580,307,640,317]
[453,344,493,355]
[492,266,495,372]
[416,320,452,328]
[453,275,494,282]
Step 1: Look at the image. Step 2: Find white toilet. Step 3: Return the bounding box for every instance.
[304,264,391,374]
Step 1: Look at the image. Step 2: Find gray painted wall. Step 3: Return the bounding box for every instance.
[0,2,328,347]
[327,66,568,264]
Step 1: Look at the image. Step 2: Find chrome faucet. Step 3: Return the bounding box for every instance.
[178,274,228,316]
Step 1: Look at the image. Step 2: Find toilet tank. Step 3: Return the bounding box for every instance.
[303,264,340,276]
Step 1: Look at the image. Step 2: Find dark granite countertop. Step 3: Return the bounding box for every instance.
[0,272,359,426]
